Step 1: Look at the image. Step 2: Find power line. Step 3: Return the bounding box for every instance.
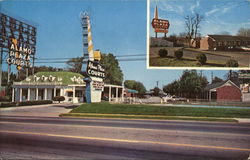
[36,54,146,60]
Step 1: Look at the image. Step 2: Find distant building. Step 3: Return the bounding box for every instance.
[204,79,242,102]
[239,73,250,102]
[200,35,250,51]
[0,87,6,97]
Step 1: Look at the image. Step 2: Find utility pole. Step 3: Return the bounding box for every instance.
[0,48,2,87]
[32,56,35,75]
[211,71,213,83]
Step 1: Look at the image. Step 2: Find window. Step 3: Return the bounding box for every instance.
[67,91,73,97]
[75,90,83,97]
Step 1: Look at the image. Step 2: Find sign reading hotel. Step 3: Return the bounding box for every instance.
[151,6,170,37]
[0,13,36,70]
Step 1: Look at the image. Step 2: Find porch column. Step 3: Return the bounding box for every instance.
[53,88,56,97]
[12,87,15,102]
[36,88,39,100]
[19,88,22,102]
[27,88,30,101]
[121,87,124,102]
[115,87,118,102]
[209,90,211,102]
[44,88,47,100]
[108,86,111,102]
[73,86,76,103]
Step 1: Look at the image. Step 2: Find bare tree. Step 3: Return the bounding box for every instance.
[237,28,250,37]
[184,13,204,46]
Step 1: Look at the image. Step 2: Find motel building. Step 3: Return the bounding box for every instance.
[12,71,129,103]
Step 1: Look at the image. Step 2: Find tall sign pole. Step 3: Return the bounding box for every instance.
[80,11,105,103]
[151,6,170,38]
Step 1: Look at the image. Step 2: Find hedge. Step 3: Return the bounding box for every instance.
[18,100,53,106]
[226,59,239,67]
[0,100,52,108]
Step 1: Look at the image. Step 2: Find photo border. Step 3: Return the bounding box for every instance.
[146,0,250,70]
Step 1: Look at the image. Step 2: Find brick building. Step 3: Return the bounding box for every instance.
[200,35,250,51]
[204,79,242,102]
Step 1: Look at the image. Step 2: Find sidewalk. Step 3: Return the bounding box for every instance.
[0,103,81,117]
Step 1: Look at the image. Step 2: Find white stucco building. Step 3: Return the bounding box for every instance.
[12,71,124,103]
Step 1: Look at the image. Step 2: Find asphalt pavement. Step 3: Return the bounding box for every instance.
[0,115,250,159]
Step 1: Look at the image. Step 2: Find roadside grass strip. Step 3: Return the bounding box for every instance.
[60,113,237,122]
[60,103,250,122]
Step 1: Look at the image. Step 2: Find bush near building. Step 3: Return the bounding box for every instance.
[196,53,207,65]
[158,49,168,58]
[53,96,65,103]
[226,59,239,67]
[174,50,184,59]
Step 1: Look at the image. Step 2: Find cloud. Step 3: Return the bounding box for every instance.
[205,2,239,17]
[190,0,200,14]
[157,1,184,15]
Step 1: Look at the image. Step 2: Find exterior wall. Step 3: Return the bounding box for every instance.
[242,93,250,102]
[217,86,241,102]
[200,37,209,50]
[200,37,215,50]
[47,89,53,100]
[0,87,6,97]
[30,89,36,101]
[150,37,174,47]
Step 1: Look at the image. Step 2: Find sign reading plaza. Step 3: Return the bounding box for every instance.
[6,38,32,70]
[0,13,36,70]
[86,60,106,79]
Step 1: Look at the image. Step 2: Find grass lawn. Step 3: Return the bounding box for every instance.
[69,103,250,119]
[149,57,225,67]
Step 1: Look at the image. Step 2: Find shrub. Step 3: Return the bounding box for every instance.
[196,53,207,65]
[226,59,239,67]
[0,96,10,102]
[158,49,168,58]
[0,102,17,107]
[174,50,183,59]
[18,100,53,106]
[53,96,65,103]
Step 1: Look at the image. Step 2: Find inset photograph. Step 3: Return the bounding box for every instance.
[148,0,250,68]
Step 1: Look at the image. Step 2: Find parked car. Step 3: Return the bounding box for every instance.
[163,95,187,102]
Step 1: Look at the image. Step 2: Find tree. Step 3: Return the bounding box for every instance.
[212,76,223,84]
[163,70,208,99]
[124,80,146,95]
[184,13,204,46]
[224,70,238,80]
[152,87,160,96]
[66,57,83,73]
[100,53,123,85]
[237,28,250,37]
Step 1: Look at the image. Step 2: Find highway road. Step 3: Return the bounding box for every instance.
[0,116,250,159]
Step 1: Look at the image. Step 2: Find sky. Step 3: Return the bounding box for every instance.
[0,0,238,90]
[150,0,250,36]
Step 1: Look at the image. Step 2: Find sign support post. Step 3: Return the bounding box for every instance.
[80,11,105,103]
[0,48,2,87]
